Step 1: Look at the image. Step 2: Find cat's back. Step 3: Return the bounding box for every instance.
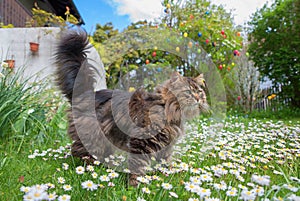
[129,89,165,128]
[95,88,166,131]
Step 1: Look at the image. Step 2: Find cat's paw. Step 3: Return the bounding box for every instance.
[129,174,139,187]
[82,155,95,165]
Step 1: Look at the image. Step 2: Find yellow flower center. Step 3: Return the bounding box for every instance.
[34,193,41,197]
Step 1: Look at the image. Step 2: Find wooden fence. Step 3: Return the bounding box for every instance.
[254,87,292,110]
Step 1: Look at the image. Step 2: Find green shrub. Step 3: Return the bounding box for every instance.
[0,63,68,144]
[227,107,300,120]
[248,107,300,120]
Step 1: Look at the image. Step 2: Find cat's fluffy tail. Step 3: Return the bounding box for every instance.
[55,29,91,101]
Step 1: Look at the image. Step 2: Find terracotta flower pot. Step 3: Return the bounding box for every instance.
[29,42,39,52]
[4,59,15,69]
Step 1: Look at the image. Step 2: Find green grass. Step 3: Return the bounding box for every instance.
[0,115,299,201]
[0,66,299,200]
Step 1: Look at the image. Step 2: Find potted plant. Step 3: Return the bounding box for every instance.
[29,41,39,52]
[29,33,40,53]
[4,55,15,69]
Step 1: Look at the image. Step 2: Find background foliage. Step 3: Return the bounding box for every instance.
[0,1,299,200]
[248,0,300,108]
[92,0,243,97]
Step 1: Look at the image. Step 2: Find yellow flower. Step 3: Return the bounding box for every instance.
[65,6,70,15]
[268,94,276,100]
[128,87,135,92]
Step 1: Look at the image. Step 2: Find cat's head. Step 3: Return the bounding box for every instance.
[159,72,210,119]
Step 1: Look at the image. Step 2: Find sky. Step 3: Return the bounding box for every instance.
[73,0,270,33]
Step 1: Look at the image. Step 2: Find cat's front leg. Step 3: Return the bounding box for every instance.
[128,152,151,187]
[156,145,174,165]
[129,173,139,187]
[127,136,154,187]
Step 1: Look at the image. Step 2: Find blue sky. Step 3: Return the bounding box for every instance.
[73,0,131,33]
[73,0,270,34]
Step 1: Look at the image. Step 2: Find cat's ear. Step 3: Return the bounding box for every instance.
[194,73,206,87]
[171,71,182,82]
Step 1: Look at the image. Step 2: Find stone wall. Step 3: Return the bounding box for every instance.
[0,27,106,90]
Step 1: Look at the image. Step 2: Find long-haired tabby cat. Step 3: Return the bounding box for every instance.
[55,29,210,186]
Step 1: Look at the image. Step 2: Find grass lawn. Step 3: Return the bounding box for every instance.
[0,115,299,201]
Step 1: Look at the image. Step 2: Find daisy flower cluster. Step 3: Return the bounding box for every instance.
[20,184,70,201]
[21,117,299,200]
[27,145,71,160]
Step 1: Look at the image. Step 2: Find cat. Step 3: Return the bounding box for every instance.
[55,29,210,186]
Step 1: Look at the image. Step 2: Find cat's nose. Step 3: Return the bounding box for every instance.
[193,93,200,102]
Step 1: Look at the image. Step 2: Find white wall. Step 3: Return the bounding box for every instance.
[0,27,106,89]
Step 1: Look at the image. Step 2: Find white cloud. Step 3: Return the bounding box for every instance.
[108,0,163,22]
[210,0,270,25]
[107,0,270,25]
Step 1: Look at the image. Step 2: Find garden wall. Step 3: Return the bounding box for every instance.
[0,27,106,90]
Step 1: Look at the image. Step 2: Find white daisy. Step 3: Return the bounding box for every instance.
[253,186,265,196]
[94,160,101,165]
[240,189,256,201]
[99,175,110,182]
[108,172,119,179]
[91,172,98,179]
[20,186,31,193]
[282,184,299,192]
[62,163,69,170]
[46,183,55,189]
[26,188,48,201]
[188,198,199,201]
[179,162,189,171]
[161,183,173,190]
[137,176,150,184]
[197,188,211,199]
[287,194,300,201]
[137,197,146,201]
[81,180,98,191]
[213,181,227,191]
[142,187,151,194]
[86,165,94,172]
[185,182,200,193]
[190,176,202,185]
[251,174,270,186]
[57,177,65,184]
[48,192,57,201]
[75,166,85,174]
[124,168,131,173]
[151,175,161,181]
[205,198,220,201]
[28,154,36,159]
[169,191,178,198]
[58,194,71,201]
[63,184,72,191]
[108,182,115,187]
[23,194,34,201]
[226,187,238,197]
[32,184,48,191]
[190,168,200,174]
[200,174,213,182]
